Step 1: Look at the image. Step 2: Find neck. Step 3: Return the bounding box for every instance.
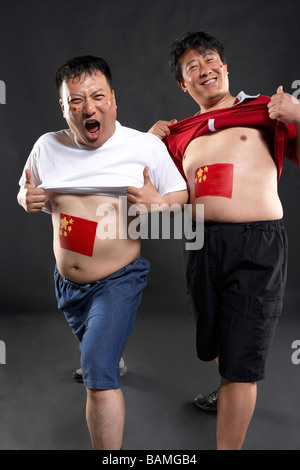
[197,92,236,114]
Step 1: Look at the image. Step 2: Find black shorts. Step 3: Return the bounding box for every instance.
[184,219,288,382]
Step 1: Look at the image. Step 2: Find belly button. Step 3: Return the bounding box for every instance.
[240,135,247,141]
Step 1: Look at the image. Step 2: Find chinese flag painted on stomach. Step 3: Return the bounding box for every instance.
[195,163,234,199]
[59,213,98,257]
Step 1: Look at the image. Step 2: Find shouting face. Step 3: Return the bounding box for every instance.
[59,70,117,148]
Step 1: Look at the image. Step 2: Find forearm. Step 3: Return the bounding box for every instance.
[268,88,300,163]
[16,179,46,213]
[160,189,189,209]
[17,186,27,210]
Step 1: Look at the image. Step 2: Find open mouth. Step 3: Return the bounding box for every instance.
[202,78,217,86]
[85,120,100,138]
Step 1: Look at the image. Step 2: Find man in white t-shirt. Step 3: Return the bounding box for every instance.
[17,55,188,450]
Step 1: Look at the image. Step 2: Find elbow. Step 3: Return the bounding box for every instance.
[177,189,189,208]
[17,187,27,212]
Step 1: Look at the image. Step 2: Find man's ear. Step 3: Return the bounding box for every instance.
[222,63,228,74]
[178,81,188,93]
[59,99,65,117]
[112,89,117,109]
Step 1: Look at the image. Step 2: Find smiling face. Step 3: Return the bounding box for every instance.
[178,47,230,110]
[59,70,117,148]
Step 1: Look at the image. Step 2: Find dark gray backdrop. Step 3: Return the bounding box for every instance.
[1,0,299,313]
[1,0,300,452]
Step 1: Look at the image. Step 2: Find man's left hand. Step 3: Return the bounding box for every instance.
[126,167,163,214]
[268,86,300,124]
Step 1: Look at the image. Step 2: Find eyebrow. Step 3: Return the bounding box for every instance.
[185,51,217,68]
[202,52,216,58]
[185,59,197,69]
[68,89,106,97]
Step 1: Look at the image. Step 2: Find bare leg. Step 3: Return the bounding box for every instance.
[86,388,125,450]
[216,377,257,450]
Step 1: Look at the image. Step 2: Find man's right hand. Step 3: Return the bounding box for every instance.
[17,169,46,213]
[148,119,177,140]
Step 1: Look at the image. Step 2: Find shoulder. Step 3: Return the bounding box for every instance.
[236,91,271,105]
[117,122,168,151]
[251,94,271,104]
[34,129,73,147]
[31,129,75,154]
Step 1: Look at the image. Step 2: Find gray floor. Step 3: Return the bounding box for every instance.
[0,290,300,450]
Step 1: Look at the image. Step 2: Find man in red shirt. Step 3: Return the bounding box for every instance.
[149,30,300,450]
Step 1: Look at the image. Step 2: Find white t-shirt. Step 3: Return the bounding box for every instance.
[19,121,187,214]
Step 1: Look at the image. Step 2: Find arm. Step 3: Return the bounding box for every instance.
[148,119,177,140]
[268,86,300,163]
[17,169,46,213]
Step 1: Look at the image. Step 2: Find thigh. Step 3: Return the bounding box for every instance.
[80,286,135,389]
[81,257,150,389]
[183,226,219,361]
[218,222,288,382]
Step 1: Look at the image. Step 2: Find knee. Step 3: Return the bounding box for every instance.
[86,387,121,404]
[220,377,256,386]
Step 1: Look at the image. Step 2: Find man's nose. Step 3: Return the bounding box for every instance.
[200,64,212,77]
[83,98,96,115]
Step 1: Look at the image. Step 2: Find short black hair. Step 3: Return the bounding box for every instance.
[55,55,112,97]
[169,31,226,83]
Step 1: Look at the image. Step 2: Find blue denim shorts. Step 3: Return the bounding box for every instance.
[54,256,150,389]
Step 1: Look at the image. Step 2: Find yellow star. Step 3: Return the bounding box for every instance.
[203,175,207,181]
[204,166,208,172]
[68,226,72,232]
[69,218,74,225]
[64,231,68,237]
[61,217,69,230]
[197,168,203,179]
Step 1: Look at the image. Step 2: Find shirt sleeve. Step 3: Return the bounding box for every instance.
[18,140,43,187]
[147,135,187,196]
[18,138,52,214]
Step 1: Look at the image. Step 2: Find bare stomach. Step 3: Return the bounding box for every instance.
[183,127,283,222]
[49,192,141,283]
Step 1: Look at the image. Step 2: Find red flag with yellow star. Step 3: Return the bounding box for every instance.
[59,213,98,257]
[163,95,298,183]
[195,163,234,199]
